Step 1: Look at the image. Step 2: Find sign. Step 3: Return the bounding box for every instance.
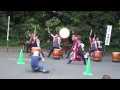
[7,16,10,41]
[105,25,112,45]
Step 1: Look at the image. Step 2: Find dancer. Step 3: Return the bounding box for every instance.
[96,37,102,51]
[89,38,98,57]
[47,30,63,58]
[66,35,78,58]
[77,40,86,65]
[67,40,86,65]
[67,37,80,64]
[26,33,35,53]
[35,36,45,57]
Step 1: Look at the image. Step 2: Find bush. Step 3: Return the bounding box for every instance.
[0,40,19,46]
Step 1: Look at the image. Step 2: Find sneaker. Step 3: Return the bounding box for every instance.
[42,70,49,73]
[34,67,39,72]
[67,60,72,64]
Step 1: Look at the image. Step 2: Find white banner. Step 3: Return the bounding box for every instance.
[105,25,112,46]
[7,16,10,41]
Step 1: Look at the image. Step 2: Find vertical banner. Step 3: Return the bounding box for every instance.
[7,16,10,41]
[7,16,10,52]
[105,25,112,46]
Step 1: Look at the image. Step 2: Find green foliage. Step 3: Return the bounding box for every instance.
[0,11,120,52]
[45,17,60,28]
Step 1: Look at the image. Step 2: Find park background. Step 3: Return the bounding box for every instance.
[0,11,120,52]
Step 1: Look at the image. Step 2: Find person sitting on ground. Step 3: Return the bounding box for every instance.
[102,74,111,79]
[31,51,49,73]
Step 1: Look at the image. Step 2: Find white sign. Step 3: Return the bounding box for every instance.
[7,16,10,41]
[105,25,112,45]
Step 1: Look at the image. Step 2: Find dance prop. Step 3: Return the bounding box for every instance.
[112,52,120,62]
[59,28,70,39]
[93,51,102,61]
[31,47,41,56]
[52,49,62,59]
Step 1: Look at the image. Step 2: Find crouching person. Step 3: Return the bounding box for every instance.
[31,51,49,73]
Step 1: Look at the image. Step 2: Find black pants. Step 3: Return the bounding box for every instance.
[98,48,102,51]
[48,46,63,58]
[26,43,32,53]
[20,43,25,51]
[78,52,86,64]
[68,52,86,65]
[89,49,96,56]
[66,49,73,58]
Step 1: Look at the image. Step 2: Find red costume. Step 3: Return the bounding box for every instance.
[70,41,81,61]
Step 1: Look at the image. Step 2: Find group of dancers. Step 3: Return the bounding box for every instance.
[24,30,102,72]
[66,32,102,65]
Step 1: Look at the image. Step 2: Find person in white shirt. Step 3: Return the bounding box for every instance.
[36,36,40,48]
[89,38,98,57]
[96,37,102,51]
[47,30,62,57]
[36,36,44,57]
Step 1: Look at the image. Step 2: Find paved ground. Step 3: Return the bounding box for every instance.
[0,46,120,79]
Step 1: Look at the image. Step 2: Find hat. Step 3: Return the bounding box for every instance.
[33,51,39,56]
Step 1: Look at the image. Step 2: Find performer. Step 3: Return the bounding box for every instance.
[89,38,98,57]
[31,51,49,73]
[36,36,44,57]
[26,33,34,53]
[96,37,102,51]
[66,35,78,58]
[36,36,40,47]
[67,40,86,65]
[31,33,37,47]
[47,30,63,58]
[19,38,25,51]
[89,32,96,51]
[27,33,37,56]
[67,37,80,64]
[77,40,86,65]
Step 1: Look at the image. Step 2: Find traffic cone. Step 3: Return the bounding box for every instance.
[83,57,93,75]
[17,49,25,64]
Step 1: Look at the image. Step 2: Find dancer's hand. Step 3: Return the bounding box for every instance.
[59,47,62,49]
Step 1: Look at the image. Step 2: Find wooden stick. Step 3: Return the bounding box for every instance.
[90,30,92,36]
[48,26,51,34]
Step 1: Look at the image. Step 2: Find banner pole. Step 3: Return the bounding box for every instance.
[7,16,10,52]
